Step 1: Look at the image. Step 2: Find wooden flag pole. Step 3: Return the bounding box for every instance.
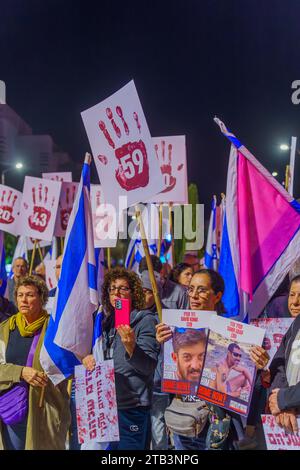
[157,204,163,259]
[37,243,44,264]
[127,245,136,271]
[135,206,162,322]
[285,165,290,191]
[107,247,111,270]
[168,203,175,266]
[60,237,64,255]
[29,240,37,275]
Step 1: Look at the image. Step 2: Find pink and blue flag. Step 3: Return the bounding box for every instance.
[216,118,300,320]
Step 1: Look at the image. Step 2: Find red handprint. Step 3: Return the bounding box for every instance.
[0,189,18,224]
[154,140,184,193]
[60,184,77,231]
[98,106,149,191]
[27,184,54,233]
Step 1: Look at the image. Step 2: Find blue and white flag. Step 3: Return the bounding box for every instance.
[0,232,7,296]
[204,195,218,270]
[9,235,28,278]
[125,219,157,273]
[92,309,104,362]
[40,154,99,384]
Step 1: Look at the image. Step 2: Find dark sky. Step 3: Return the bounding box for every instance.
[1,0,300,217]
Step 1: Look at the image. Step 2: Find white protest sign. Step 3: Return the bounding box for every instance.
[91,185,118,248]
[262,415,300,450]
[42,172,72,182]
[148,136,188,204]
[19,176,62,241]
[26,237,51,249]
[54,182,79,237]
[75,361,119,444]
[44,259,57,291]
[0,185,22,236]
[81,80,164,209]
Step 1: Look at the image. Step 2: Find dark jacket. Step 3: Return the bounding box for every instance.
[162,280,189,310]
[0,296,17,323]
[270,314,300,411]
[102,308,160,410]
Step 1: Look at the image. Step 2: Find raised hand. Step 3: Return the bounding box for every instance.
[0,189,18,224]
[28,184,54,233]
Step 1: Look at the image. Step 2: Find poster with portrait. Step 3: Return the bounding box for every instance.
[91,185,118,248]
[261,415,300,450]
[42,172,72,182]
[75,360,119,444]
[0,184,22,236]
[162,309,214,396]
[197,316,265,417]
[81,80,164,209]
[251,318,294,366]
[54,182,79,237]
[148,136,188,204]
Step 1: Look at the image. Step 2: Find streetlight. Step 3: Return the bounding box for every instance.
[280,144,289,151]
[1,162,24,185]
[272,171,278,177]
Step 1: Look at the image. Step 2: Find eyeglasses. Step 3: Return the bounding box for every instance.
[187,286,211,296]
[108,286,131,294]
[231,351,242,358]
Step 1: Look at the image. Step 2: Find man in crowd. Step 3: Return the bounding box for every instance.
[7,257,28,304]
[183,252,201,273]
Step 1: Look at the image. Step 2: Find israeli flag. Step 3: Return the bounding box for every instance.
[204,195,218,270]
[40,154,99,384]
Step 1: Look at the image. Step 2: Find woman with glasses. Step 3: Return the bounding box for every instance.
[82,267,160,450]
[156,269,268,450]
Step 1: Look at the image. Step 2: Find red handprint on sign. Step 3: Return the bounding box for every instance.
[154,140,184,193]
[27,184,55,233]
[97,106,149,191]
[60,184,77,231]
[0,189,18,224]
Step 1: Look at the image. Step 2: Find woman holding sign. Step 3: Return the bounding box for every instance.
[83,267,160,450]
[0,275,70,450]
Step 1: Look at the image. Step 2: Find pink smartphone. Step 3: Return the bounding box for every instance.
[114,298,131,328]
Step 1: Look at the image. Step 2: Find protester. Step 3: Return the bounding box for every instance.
[33,262,46,281]
[156,269,268,450]
[82,267,160,450]
[169,263,193,288]
[171,328,207,383]
[139,255,188,309]
[0,275,70,450]
[183,253,201,272]
[0,279,17,323]
[7,257,28,304]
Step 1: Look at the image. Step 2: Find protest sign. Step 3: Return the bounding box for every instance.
[261,414,300,450]
[148,136,188,204]
[162,309,214,396]
[91,185,118,248]
[54,182,79,237]
[42,172,72,182]
[81,80,164,209]
[75,361,119,444]
[251,318,294,366]
[197,316,265,416]
[44,259,57,291]
[19,177,62,241]
[26,238,51,249]
[0,185,22,236]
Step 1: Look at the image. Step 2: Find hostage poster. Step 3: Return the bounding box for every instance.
[161,309,215,396]
[261,414,300,450]
[197,315,265,416]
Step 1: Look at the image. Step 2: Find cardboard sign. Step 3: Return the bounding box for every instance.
[19,176,62,241]
[162,309,214,396]
[148,136,188,204]
[91,185,118,248]
[197,316,265,417]
[26,238,52,249]
[251,318,294,366]
[0,185,22,236]
[54,182,79,237]
[75,361,119,444]
[81,80,164,209]
[42,172,72,182]
[262,414,300,450]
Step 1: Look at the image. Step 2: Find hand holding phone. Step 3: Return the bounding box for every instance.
[115,298,131,328]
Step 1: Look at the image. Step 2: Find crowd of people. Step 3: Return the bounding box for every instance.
[0,251,299,450]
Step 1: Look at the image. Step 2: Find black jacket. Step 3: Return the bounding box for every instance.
[269,314,300,411]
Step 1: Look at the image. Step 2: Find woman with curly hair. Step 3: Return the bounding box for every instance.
[169,263,193,288]
[83,267,160,450]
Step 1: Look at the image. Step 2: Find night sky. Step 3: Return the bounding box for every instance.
[1,0,300,217]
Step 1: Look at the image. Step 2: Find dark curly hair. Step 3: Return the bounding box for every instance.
[169,263,192,284]
[192,269,226,315]
[101,267,145,317]
[14,275,49,307]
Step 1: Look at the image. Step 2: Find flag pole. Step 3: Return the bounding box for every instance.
[127,244,136,270]
[285,165,290,191]
[135,206,162,322]
[37,243,44,264]
[107,247,111,270]
[60,237,64,256]
[157,203,163,259]
[29,240,37,275]
[288,136,297,196]
[168,203,175,266]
